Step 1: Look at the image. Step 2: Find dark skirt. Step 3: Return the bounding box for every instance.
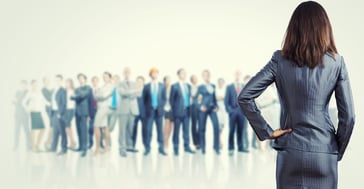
[164,110,174,121]
[64,109,75,127]
[30,112,45,130]
[276,148,338,189]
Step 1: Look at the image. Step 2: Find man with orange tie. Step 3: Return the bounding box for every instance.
[225,70,248,156]
[142,67,167,156]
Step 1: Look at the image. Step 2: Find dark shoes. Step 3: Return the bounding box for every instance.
[80,151,87,157]
[238,149,249,153]
[127,149,139,153]
[144,149,151,156]
[120,150,127,158]
[159,149,167,156]
[185,148,195,154]
[57,150,67,156]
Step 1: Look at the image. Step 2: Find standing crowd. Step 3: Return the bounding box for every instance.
[13,67,279,158]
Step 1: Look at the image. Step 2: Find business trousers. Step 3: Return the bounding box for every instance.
[88,115,95,147]
[14,113,30,150]
[173,108,191,151]
[108,110,118,132]
[76,115,88,151]
[145,110,164,151]
[198,109,219,152]
[132,115,146,148]
[190,103,199,147]
[51,111,67,152]
[276,148,338,189]
[118,114,136,152]
[228,110,244,151]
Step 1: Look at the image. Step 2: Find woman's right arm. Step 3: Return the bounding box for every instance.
[335,57,355,161]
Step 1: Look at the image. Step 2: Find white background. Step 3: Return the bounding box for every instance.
[0,0,363,188]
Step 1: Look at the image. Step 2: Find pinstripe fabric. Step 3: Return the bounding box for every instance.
[238,50,355,188]
[276,149,337,189]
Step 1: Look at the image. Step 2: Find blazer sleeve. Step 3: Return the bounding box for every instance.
[161,84,167,107]
[224,86,232,113]
[238,52,278,141]
[59,89,67,116]
[71,87,89,102]
[212,85,218,109]
[169,85,176,109]
[335,57,355,161]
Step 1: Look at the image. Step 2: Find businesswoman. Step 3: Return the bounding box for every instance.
[238,1,355,189]
[23,80,49,152]
[64,78,77,149]
[163,75,174,150]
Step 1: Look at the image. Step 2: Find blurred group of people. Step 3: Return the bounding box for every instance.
[13,67,279,158]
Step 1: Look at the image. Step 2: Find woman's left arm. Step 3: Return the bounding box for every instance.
[238,52,287,141]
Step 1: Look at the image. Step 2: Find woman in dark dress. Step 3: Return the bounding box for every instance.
[238,1,355,189]
[163,76,174,150]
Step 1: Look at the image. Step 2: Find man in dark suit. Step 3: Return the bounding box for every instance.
[50,75,68,155]
[225,70,248,156]
[142,67,167,156]
[170,68,195,156]
[132,76,146,150]
[196,70,220,155]
[71,73,92,157]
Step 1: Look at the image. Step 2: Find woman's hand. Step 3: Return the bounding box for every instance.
[268,128,292,139]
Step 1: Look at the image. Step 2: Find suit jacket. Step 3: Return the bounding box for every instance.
[142,82,166,117]
[117,80,139,115]
[238,50,355,161]
[54,87,67,120]
[72,85,92,117]
[14,89,28,116]
[137,96,145,118]
[95,83,114,108]
[87,87,97,118]
[225,83,242,114]
[170,82,191,117]
[196,84,218,110]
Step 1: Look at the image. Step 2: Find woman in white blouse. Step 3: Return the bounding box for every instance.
[215,78,227,149]
[23,80,49,152]
[64,79,77,149]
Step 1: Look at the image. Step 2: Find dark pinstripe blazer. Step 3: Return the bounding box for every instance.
[238,50,355,161]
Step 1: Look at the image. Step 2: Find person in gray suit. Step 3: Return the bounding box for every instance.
[238,2,355,189]
[117,67,140,157]
[13,80,31,151]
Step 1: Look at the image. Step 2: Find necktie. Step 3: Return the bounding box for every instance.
[110,88,117,109]
[152,83,158,108]
[184,84,190,107]
[236,84,241,96]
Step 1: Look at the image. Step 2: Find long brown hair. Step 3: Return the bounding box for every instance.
[282,1,337,68]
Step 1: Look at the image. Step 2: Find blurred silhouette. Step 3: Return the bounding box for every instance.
[13,80,30,151]
[117,67,140,157]
[196,70,220,155]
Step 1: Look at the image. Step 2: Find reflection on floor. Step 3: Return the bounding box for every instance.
[4,120,362,189]
[7,147,277,189]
